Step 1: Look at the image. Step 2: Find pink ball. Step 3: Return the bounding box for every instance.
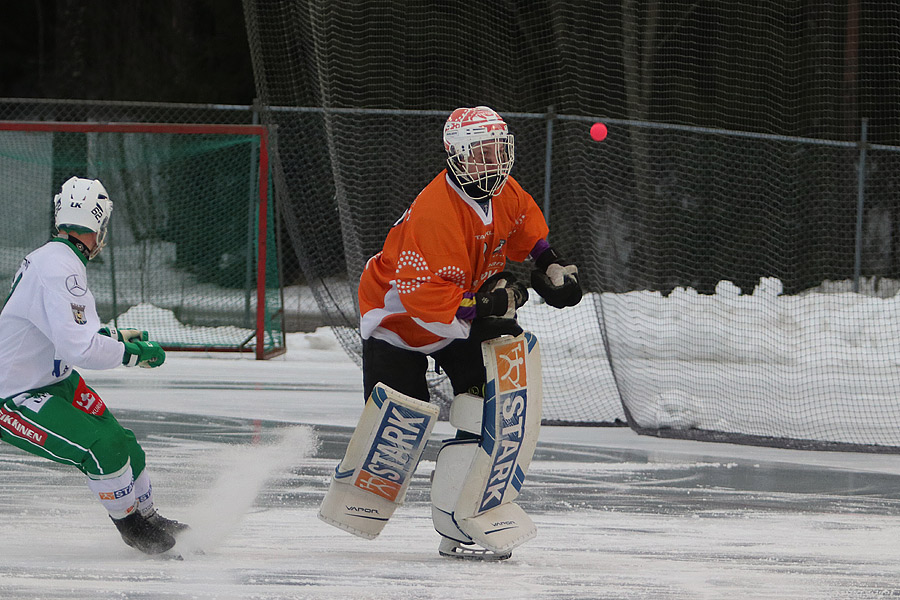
[590,122,608,142]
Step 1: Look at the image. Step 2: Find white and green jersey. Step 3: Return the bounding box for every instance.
[0,238,123,398]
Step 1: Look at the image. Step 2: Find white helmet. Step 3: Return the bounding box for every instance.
[443,106,515,200]
[54,176,113,259]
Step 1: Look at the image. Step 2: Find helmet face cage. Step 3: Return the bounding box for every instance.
[447,135,515,198]
[91,209,112,259]
[53,177,113,259]
[443,107,516,199]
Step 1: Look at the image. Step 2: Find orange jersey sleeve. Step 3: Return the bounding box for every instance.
[359,171,549,352]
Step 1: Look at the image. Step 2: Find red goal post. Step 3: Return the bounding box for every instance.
[0,120,284,359]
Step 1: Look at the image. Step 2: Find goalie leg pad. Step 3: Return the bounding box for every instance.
[430,332,543,554]
[431,439,537,554]
[431,439,479,544]
[319,383,439,539]
[448,392,483,435]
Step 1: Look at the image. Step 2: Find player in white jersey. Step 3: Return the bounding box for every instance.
[0,177,187,555]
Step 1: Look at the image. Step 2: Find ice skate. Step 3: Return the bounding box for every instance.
[111,511,176,555]
[438,537,512,561]
[143,508,190,537]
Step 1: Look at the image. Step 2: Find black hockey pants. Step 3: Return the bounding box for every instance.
[362,335,486,404]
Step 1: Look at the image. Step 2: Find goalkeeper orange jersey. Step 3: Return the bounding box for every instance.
[359,171,549,352]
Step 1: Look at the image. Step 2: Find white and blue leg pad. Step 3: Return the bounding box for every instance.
[318,383,439,539]
[431,332,543,555]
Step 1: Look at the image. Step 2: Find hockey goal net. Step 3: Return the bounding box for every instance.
[0,121,284,359]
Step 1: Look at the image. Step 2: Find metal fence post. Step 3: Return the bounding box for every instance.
[543,106,555,220]
[853,117,868,293]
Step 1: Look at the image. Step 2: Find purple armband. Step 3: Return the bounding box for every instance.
[530,238,551,262]
[456,291,478,321]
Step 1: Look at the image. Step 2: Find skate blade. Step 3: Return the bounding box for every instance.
[123,542,182,560]
[438,538,512,561]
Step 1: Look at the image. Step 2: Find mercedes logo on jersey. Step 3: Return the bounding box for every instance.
[66,274,87,297]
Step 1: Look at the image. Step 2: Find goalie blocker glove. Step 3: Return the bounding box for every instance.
[122,340,165,368]
[463,271,527,342]
[530,246,582,308]
[473,271,529,319]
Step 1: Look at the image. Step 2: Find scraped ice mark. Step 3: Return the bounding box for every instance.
[174,425,317,555]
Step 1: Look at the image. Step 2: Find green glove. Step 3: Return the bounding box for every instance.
[99,327,149,343]
[122,340,166,368]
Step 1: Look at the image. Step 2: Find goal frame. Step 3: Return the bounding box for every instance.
[0,120,282,360]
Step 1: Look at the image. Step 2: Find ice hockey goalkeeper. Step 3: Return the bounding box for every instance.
[320,106,582,559]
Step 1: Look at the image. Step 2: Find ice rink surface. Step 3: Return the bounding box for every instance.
[2,330,900,599]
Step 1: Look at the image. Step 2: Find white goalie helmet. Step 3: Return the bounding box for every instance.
[443,106,515,200]
[53,176,113,259]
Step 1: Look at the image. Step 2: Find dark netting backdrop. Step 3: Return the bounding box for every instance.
[242,0,900,448]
